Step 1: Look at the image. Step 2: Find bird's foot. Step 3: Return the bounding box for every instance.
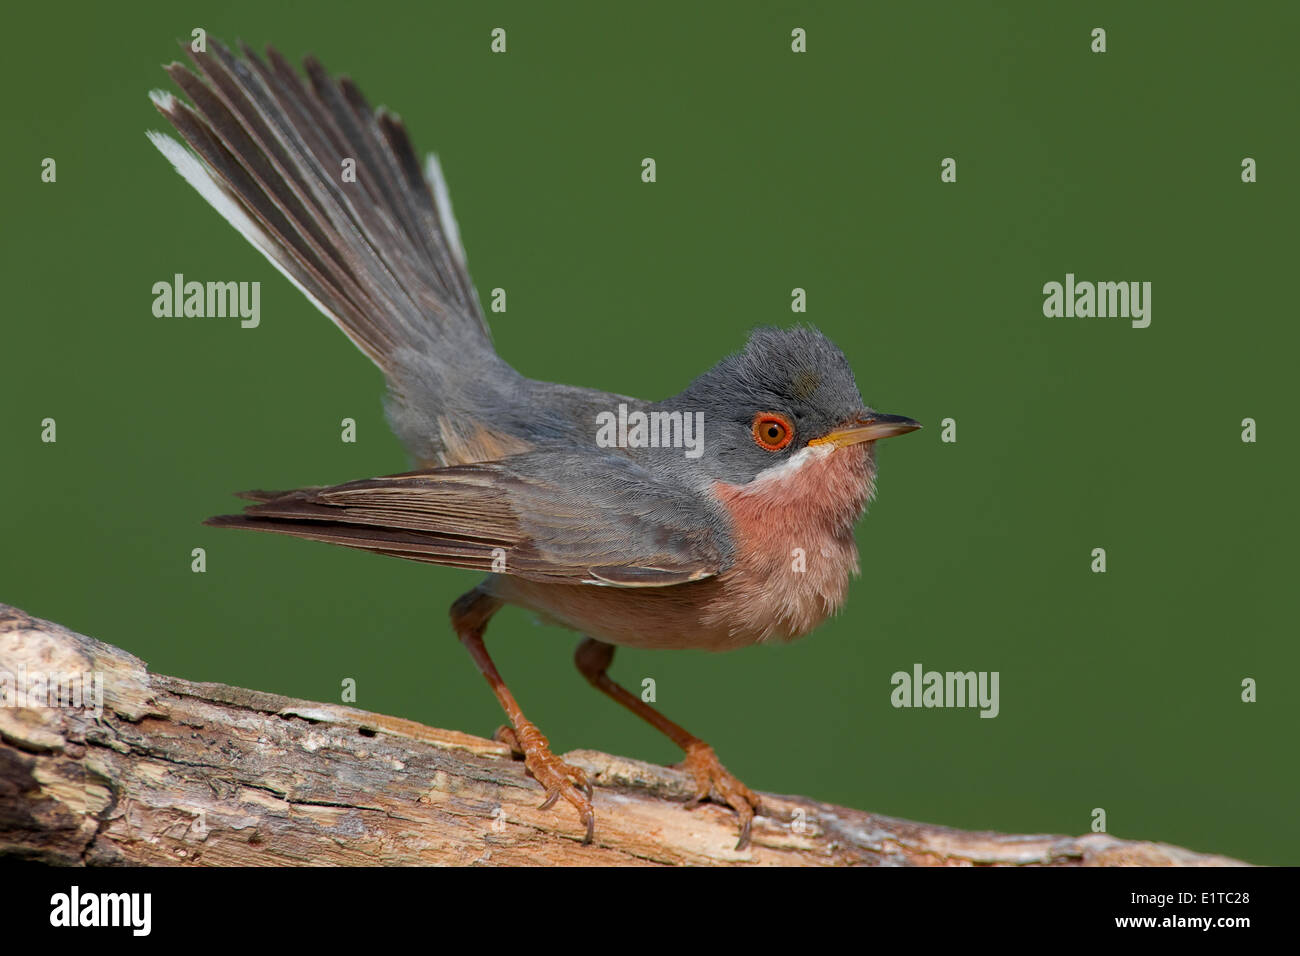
[495,723,595,843]
[679,740,763,850]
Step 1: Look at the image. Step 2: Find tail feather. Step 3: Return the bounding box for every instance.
[232,488,299,503]
[149,37,491,379]
[204,513,502,572]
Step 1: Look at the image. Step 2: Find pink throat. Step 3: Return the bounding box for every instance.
[714,444,876,543]
[707,444,876,643]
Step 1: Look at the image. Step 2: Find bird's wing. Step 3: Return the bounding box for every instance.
[207,452,730,586]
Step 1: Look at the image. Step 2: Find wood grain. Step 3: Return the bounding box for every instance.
[0,603,1247,866]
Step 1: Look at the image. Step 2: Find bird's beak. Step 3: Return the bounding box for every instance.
[808,413,922,448]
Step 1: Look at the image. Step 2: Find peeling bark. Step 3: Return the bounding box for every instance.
[0,603,1247,866]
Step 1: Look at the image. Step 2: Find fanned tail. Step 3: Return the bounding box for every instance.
[148,39,525,466]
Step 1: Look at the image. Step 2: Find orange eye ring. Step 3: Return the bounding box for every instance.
[751,412,794,451]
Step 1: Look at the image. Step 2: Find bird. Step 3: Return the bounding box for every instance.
[147,39,921,849]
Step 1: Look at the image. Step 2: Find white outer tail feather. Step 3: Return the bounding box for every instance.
[424,153,467,270]
[146,125,371,361]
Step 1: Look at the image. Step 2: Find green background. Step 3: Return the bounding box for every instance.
[2,1,1295,864]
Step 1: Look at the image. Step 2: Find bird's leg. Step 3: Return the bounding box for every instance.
[451,588,594,843]
[574,637,763,849]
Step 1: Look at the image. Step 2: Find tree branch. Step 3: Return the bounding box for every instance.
[0,603,1246,866]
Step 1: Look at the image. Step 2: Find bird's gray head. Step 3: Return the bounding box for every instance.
[666,326,920,486]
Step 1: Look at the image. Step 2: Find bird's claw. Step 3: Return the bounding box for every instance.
[497,722,596,843]
[679,741,764,850]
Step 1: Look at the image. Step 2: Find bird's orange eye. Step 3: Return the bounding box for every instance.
[752,412,794,451]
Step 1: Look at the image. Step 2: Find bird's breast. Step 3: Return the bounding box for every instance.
[701,443,875,647]
[488,445,875,652]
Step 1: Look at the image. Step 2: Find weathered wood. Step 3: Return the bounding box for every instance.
[0,603,1247,866]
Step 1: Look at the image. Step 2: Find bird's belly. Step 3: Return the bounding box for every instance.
[488,541,855,653]
[490,576,740,650]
